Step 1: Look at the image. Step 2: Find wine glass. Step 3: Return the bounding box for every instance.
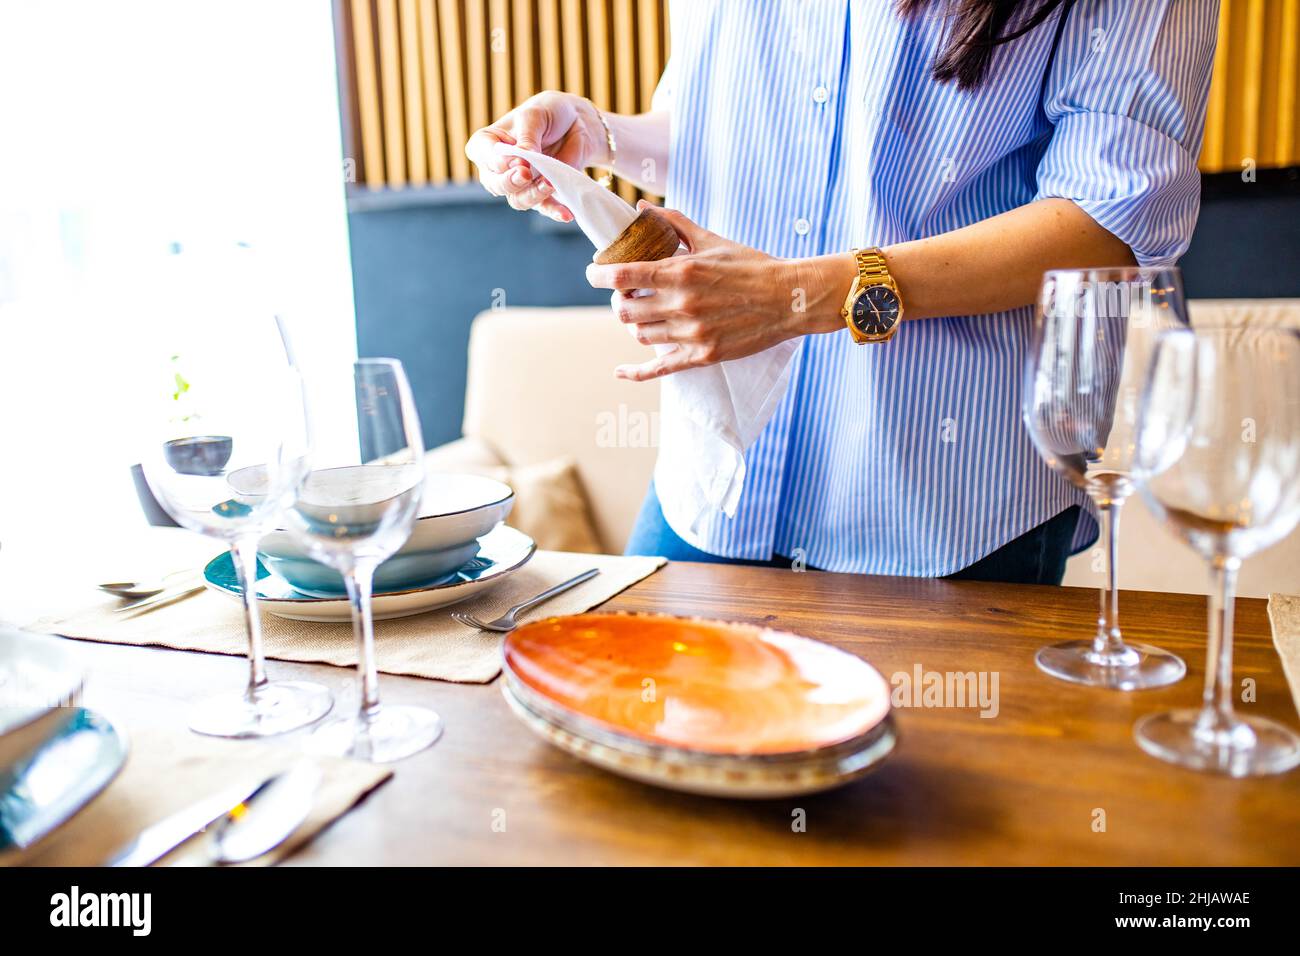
[282,358,442,763]
[140,249,333,736]
[1023,267,1187,689]
[1133,325,1300,776]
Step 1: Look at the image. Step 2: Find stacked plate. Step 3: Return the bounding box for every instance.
[502,613,896,798]
[204,472,535,621]
[1,627,127,851]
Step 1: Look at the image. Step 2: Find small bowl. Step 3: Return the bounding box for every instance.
[163,435,232,476]
[259,471,514,594]
[260,538,482,596]
[409,471,515,549]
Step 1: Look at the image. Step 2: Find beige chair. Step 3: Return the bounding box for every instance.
[431,307,659,553]
[431,300,1300,598]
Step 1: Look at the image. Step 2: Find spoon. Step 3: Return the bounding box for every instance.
[99,568,197,600]
[211,762,321,865]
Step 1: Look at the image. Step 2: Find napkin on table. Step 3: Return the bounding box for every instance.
[1,724,390,867]
[30,549,665,684]
[497,143,799,533]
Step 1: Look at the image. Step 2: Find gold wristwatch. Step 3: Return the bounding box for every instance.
[841,247,903,343]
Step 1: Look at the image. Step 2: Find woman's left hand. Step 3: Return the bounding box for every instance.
[585,203,842,381]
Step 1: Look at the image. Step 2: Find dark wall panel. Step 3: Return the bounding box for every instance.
[1180,175,1300,299]
[348,191,608,449]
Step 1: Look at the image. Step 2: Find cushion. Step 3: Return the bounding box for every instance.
[460,307,659,552]
[424,438,603,554]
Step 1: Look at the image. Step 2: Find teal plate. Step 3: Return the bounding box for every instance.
[202,525,537,622]
[0,709,128,853]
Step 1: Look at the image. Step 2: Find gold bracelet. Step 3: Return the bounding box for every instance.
[590,99,616,189]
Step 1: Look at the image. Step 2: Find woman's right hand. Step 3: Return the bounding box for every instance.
[464,91,610,223]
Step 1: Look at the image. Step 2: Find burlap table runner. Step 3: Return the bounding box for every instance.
[1267,593,1300,716]
[29,550,664,683]
[2,724,390,867]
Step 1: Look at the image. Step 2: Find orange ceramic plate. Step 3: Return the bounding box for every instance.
[502,613,891,756]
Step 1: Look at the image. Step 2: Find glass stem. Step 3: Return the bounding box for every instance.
[1200,556,1241,729]
[343,562,382,721]
[230,536,269,697]
[1092,500,1125,655]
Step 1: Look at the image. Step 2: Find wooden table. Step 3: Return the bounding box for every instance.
[48,563,1300,865]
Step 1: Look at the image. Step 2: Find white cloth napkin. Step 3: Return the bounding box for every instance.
[496,144,798,532]
[497,143,636,247]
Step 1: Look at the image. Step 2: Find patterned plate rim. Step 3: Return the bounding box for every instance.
[204,526,536,604]
[502,678,898,782]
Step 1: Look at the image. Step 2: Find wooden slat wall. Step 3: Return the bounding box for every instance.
[375,0,406,186]
[338,0,669,191]
[437,0,470,182]
[398,0,426,185]
[416,0,449,183]
[338,0,1299,189]
[347,0,385,188]
[1196,0,1300,173]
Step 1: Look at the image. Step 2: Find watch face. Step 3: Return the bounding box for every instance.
[851,285,900,338]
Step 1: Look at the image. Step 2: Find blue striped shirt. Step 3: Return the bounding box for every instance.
[652,0,1217,575]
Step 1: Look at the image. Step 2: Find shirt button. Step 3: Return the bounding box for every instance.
[812,85,829,104]
[794,217,811,236]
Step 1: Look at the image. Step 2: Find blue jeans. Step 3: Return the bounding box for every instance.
[625,480,1080,585]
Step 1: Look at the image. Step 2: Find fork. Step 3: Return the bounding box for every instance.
[451,568,601,632]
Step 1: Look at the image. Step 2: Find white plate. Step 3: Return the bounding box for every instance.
[204,525,536,622]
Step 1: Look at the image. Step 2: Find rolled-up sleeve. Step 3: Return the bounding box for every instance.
[1034,0,1219,266]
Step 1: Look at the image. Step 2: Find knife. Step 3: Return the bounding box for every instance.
[105,775,272,867]
[114,582,205,615]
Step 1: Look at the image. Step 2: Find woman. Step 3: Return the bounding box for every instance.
[466,0,1217,583]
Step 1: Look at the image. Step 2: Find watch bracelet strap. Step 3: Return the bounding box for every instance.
[854,247,890,285]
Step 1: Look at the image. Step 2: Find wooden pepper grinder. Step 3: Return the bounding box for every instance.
[593,205,682,268]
